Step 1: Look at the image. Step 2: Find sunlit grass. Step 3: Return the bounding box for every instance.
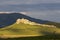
[0,23,60,38]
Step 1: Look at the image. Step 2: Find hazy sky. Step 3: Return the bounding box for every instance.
[0,0,60,22]
[0,0,60,5]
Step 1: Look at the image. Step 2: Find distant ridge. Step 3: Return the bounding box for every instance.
[0,12,48,28]
[0,12,60,28]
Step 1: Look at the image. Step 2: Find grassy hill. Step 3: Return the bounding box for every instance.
[0,13,60,39]
[0,21,60,38]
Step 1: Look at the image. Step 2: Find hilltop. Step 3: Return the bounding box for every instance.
[16,18,56,28]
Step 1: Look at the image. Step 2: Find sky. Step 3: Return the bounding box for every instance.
[0,0,60,5]
[0,0,60,22]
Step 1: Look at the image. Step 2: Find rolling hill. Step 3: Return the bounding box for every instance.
[0,12,60,38]
[0,19,58,38]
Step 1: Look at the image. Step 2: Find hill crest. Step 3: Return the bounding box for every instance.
[16,18,56,28]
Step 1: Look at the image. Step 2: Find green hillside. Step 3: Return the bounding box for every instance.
[0,22,60,38]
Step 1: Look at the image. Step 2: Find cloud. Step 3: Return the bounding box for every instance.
[0,0,60,5]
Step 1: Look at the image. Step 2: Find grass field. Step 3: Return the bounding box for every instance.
[0,22,60,39]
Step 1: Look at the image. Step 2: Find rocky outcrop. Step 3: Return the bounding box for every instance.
[16,18,39,25]
[16,18,56,28]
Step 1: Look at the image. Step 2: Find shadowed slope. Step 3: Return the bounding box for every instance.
[0,13,48,28]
